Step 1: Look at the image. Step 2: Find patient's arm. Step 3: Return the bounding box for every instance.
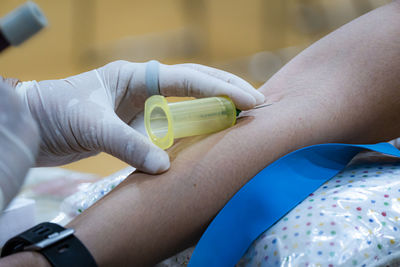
[3,1,400,266]
[65,3,400,266]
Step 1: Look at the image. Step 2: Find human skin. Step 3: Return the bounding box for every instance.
[2,1,400,266]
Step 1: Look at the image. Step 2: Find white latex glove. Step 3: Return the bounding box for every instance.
[16,60,264,174]
[0,81,39,210]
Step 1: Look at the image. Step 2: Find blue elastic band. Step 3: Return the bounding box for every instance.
[188,142,400,266]
[145,60,160,96]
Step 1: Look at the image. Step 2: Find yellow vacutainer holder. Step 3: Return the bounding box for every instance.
[144,96,237,149]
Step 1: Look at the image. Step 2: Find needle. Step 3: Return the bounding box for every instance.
[252,103,272,110]
[236,103,272,117]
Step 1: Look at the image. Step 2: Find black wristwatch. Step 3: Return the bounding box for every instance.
[1,222,97,267]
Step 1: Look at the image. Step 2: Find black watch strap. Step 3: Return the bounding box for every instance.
[1,222,97,267]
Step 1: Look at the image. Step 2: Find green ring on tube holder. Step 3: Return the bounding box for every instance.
[144,95,174,150]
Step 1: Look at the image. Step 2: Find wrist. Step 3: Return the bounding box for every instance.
[0,251,51,267]
[2,222,98,267]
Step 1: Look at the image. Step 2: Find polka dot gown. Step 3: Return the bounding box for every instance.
[238,154,400,267]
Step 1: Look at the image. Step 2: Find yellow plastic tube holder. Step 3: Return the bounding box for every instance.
[144,96,237,149]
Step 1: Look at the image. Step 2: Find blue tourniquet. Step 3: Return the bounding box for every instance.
[189,143,400,266]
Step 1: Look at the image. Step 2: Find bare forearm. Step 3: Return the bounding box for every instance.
[0,2,392,267]
[66,3,400,266]
[64,2,400,267]
[67,98,321,266]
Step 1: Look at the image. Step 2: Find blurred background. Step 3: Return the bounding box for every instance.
[0,0,390,176]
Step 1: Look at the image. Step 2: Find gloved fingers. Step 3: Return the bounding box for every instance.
[99,115,170,174]
[177,63,265,105]
[35,150,99,167]
[128,111,147,137]
[98,61,153,119]
[158,64,258,110]
[97,60,262,111]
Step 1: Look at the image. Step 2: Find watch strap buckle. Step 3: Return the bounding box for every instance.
[24,228,75,251]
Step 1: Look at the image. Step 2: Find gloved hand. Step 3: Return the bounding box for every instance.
[0,81,39,210]
[16,60,264,174]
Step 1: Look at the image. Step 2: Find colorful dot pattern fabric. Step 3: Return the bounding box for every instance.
[237,156,400,267]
